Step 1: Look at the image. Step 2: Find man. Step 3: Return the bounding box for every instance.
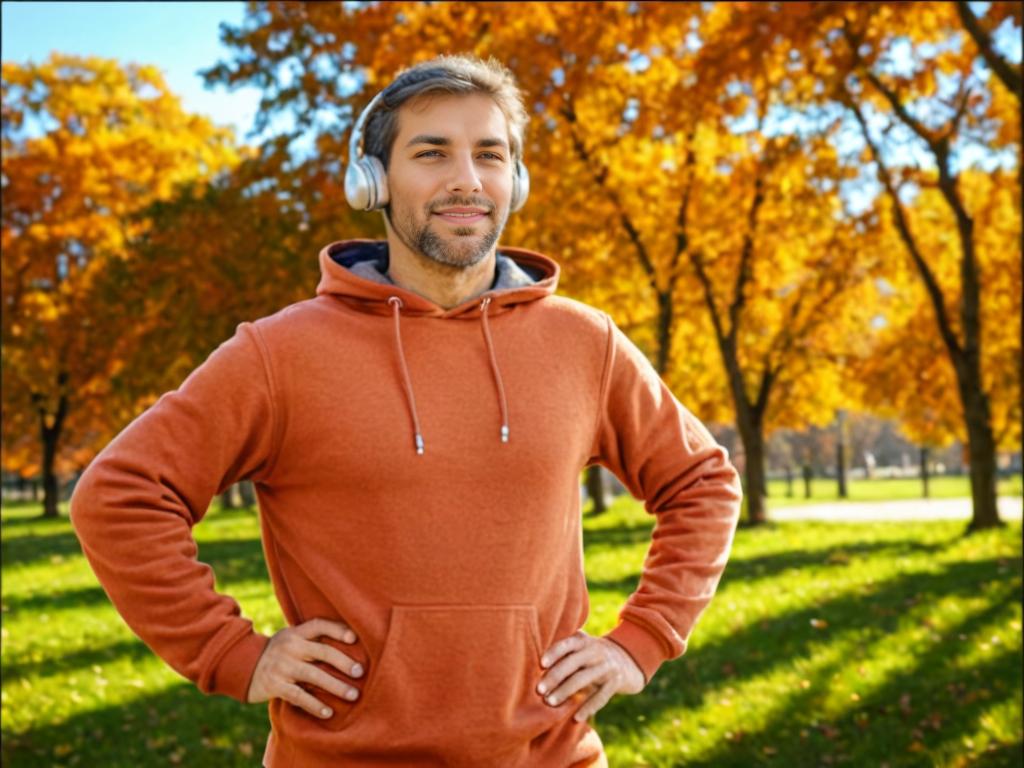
[70,54,743,767]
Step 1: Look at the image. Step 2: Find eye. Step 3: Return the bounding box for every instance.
[414,150,504,161]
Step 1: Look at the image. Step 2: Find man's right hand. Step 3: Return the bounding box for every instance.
[246,618,364,719]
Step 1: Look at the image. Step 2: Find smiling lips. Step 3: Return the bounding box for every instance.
[434,207,489,224]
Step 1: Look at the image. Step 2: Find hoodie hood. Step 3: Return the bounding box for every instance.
[315,239,559,318]
[314,239,562,454]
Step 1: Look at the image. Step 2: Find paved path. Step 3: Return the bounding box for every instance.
[767,496,1023,522]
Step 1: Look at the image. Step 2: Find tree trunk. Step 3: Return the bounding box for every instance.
[802,464,813,499]
[35,378,68,519]
[238,479,256,508]
[41,427,60,518]
[962,390,1002,532]
[836,410,848,499]
[920,446,930,499]
[785,466,794,498]
[220,485,238,510]
[737,415,767,525]
[585,465,607,516]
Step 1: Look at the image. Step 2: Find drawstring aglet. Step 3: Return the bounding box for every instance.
[415,433,425,455]
[501,425,509,443]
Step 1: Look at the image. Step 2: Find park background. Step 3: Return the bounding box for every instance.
[1,1,1022,766]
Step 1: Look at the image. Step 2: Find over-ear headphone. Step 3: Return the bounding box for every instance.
[344,89,530,213]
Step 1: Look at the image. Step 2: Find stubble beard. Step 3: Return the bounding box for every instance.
[391,200,508,269]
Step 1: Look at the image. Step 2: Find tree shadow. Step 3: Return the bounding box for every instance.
[3,637,154,683]
[1,531,268,581]
[3,681,272,768]
[582,526,956,594]
[671,580,1021,766]
[595,557,1021,745]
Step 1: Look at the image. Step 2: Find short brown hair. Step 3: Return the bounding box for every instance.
[362,54,529,171]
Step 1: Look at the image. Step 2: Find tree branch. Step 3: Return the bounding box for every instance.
[955,0,1023,102]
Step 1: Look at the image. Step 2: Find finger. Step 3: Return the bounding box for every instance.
[539,637,602,695]
[540,631,588,669]
[573,681,616,723]
[280,681,335,719]
[293,661,361,703]
[300,638,365,679]
[538,649,588,698]
[296,617,358,644]
[546,661,610,706]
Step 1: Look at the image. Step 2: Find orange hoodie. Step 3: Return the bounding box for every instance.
[69,239,743,767]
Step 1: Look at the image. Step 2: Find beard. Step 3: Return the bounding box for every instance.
[389,197,508,269]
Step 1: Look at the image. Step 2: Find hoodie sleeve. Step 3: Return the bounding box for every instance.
[588,313,743,686]
[69,321,277,703]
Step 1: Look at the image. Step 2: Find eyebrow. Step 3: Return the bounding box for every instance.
[405,134,509,152]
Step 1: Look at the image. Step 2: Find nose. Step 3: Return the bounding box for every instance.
[445,152,482,195]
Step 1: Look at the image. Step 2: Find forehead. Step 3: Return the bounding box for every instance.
[394,91,509,143]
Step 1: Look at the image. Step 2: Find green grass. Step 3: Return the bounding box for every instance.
[767,474,1023,507]
[2,498,1021,767]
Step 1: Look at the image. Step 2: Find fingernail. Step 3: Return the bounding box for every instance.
[537,682,547,694]
[351,663,363,677]
[345,689,358,701]
[321,707,332,717]
[541,657,550,667]
[547,695,558,705]
[344,631,356,643]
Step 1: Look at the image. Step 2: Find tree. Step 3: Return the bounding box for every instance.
[694,1,1021,531]
[1,54,241,517]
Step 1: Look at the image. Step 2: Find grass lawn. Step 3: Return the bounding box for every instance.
[766,474,1023,507]
[2,497,1021,767]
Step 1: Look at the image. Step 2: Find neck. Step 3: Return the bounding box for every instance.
[384,228,497,311]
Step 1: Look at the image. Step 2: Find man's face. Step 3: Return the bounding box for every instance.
[385,92,514,269]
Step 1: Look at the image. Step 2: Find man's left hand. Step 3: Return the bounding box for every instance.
[536,629,646,722]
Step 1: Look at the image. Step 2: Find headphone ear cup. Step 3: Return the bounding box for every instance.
[511,160,530,213]
[344,160,372,211]
[344,155,389,210]
[364,155,389,209]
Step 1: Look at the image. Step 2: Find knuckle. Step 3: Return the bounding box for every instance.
[306,618,326,638]
[328,647,354,670]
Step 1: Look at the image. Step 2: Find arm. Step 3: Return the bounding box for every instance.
[589,313,743,686]
[69,321,279,703]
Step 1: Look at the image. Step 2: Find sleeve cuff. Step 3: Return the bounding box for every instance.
[603,618,674,686]
[210,631,271,703]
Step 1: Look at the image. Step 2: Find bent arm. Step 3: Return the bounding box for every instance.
[588,314,743,686]
[69,321,279,702]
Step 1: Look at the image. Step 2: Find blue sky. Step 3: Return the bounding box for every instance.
[1,1,264,141]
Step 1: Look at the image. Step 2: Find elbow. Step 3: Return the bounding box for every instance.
[68,464,100,538]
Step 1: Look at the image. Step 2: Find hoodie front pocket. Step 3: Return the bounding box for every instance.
[332,603,559,765]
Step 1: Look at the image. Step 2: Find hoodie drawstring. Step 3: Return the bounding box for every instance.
[386,294,510,455]
[480,296,511,444]
[387,296,425,455]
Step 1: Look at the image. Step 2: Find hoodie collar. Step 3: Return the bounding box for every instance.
[314,239,562,455]
[315,239,559,318]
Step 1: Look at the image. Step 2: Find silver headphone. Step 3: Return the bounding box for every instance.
[344,89,530,213]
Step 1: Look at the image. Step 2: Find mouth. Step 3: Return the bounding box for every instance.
[433,208,489,225]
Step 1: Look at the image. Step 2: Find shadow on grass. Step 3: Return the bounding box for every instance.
[2,682,273,768]
[674,582,1022,767]
[1,529,268,580]
[596,556,1022,766]
[3,637,155,683]
[582,524,956,595]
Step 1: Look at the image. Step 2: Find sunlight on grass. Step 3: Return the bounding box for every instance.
[2,498,1021,767]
